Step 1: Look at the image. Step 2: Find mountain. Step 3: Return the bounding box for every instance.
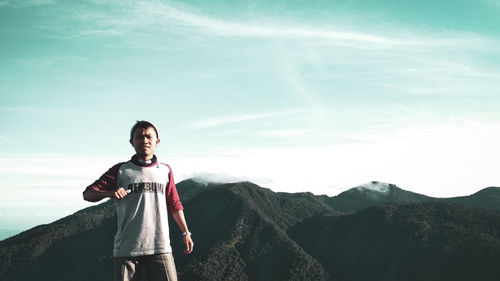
[1,180,500,281]
[445,186,500,210]
[0,201,116,281]
[175,178,221,202]
[289,202,500,281]
[321,181,500,213]
[171,181,333,281]
[322,181,435,213]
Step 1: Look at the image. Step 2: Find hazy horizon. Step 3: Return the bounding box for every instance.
[1,177,497,241]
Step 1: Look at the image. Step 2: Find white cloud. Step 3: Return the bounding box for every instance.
[0,153,121,177]
[1,121,499,221]
[170,121,500,197]
[185,172,272,186]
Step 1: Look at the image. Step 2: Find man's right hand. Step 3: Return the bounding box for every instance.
[113,187,131,199]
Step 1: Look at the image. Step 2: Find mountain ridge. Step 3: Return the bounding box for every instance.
[1,179,500,281]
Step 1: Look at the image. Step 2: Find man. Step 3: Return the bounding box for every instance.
[83,120,193,281]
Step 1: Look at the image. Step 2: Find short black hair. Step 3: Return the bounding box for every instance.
[130,120,159,142]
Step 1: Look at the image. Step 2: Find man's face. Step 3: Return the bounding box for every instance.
[131,127,159,160]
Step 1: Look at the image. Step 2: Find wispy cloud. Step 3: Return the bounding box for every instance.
[29,0,499,57]
[64,1,500,92]
[136,2,394,44]
[257,129,313,137]
[279,54,325,113]
[484,0,500,9]
[0,0,54,7]
[42,1,428,47]
[144,2,498,48]
[190,109,303,129]
[0,106,101,116]
[0,153,121,177]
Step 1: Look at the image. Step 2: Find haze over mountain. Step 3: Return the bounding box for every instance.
[1,179,500,281]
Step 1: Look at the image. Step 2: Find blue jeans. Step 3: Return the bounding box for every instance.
[113,253,178,281]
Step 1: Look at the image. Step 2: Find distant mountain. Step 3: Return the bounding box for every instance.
[322,181,435,212]
[321,181,500,213]
[1,180,500,281]
[445,186,500,210]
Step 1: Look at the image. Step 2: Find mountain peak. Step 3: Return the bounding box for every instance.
[355,181,393,194]
[323,181,429,213]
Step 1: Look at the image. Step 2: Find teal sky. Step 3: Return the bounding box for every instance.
[1,0,500,238]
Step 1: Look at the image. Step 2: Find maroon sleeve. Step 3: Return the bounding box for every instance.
[83,163,122,193]
[164,164,184,213]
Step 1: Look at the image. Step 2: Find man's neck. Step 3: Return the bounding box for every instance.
[136,154,153,161]
[132,154,156,167]
[138,158,152,165]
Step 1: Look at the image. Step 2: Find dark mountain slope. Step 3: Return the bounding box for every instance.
[218,182,337,228]
[171,182,331,281]
[289,202,500,281]
[176,178,219,202]
[0,201,116,281]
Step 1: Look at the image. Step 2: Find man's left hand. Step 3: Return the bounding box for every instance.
[183,234,194,254]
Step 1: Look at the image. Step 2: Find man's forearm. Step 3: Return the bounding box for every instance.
[171,210,190,232]
[83,188,112,202]
[172,209,194,254]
